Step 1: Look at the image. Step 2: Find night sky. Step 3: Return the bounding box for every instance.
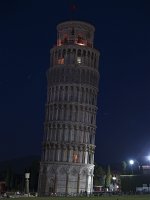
[0,0,150,164]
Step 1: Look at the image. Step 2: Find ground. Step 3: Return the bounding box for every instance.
[8,195,150,200]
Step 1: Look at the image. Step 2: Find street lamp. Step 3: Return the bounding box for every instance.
[112,176,117,185]
[112,176,117,181]
[129,160,134,174]
[147,155,150,165]
[25,173,30,196]
[112,176,117,192]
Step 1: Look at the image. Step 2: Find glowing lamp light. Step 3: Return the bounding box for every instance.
[77,43,86,46]
[77,57,81,64]
[112,176,116,180]
[147,155,150,161]
[25,173,30,179]
[129,160,134,165]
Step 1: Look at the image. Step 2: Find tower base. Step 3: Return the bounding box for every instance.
[38,162,94,196]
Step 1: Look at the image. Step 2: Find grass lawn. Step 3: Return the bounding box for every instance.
[9,195,150,200]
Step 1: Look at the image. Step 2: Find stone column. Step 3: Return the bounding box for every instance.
[48,105,51,121]
[87,88,90,104]
[66,105,70,121]
[82,107,85,123]
[77,106,80,122]
[25,173,30,195]
[82,147,85,163]
[91,152,94,164]
[86,173,91,195]
[53,145,56,161]
[62,86,65,101]
[65,173,69,194]
[54,174,57,193]
[83,88,86,103]
[68,126,71,142]
[62,145,67,162]
[90,174,94,193]
[68,86,70,101]
[85,148,88,164]
[49,146,52,161]
[55,106,58,120]
[51,146,54,161]
[86,54,89,66]
[74,128,77,143]
[78,87,81,102]
[47,147,50,161]
[56,145,61,161]
[51,105,54,120]
[79,145,83,163]
[45,148,48,161]
[68,145,73,162]
[49,88,52,102]
[77,173,80,194]
[42,148,45,161]
[60,106,64,120]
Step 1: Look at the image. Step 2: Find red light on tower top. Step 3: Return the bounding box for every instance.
[70,4,76,12]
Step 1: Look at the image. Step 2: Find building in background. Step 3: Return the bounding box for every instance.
[38,20,100,196]
[0,181,6,194]
[141,165,150,175]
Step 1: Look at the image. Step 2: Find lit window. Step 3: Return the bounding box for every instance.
[77,57,81,64]
[57,39,61,46]
[57,58,64,64]
[76,36,86,46]
[73,152,78,162]
[78,43,86,46]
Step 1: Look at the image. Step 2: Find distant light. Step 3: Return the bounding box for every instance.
[25,173,30,179]
[77,57,81,64]
[147,155,150,161]
[112,176,116,180]
[77,43,85,46]
[129,160,134,165]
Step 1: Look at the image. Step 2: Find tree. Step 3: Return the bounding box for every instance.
[99,174,106,187]
[121,161,127,174]
[9,173,14,190]
[5,166,11,190]
[29,160,40,192]
[105,165,112,188]
[94,162,105,186]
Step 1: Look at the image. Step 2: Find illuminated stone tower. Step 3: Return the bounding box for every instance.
[38,21,100,196]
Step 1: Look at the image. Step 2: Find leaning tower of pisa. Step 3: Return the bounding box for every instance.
[38,20,100,196]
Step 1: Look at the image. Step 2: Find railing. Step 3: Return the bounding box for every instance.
[57,39,92,48]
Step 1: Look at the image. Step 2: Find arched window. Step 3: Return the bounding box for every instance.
[72,151,78,162]
[70,86,73,101]
[64,86,68,101]
[71,27,75,35]
[49,179,55,194]
[77,49,82,64]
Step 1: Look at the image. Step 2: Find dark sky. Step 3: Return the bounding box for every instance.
[0,0,150,164]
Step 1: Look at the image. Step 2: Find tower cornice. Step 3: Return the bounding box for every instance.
[57,20,95,32]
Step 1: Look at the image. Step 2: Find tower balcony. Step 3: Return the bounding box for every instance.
[56,21,95,49]
[57,38,93,48]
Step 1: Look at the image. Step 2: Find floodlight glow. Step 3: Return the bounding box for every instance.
[129,160,134,165]
[147,155,150,161]
[77,57,82,64]
[78,43,85,46]
[112,176,116,180]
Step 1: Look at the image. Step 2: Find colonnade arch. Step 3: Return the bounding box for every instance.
[51,46,99,70]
